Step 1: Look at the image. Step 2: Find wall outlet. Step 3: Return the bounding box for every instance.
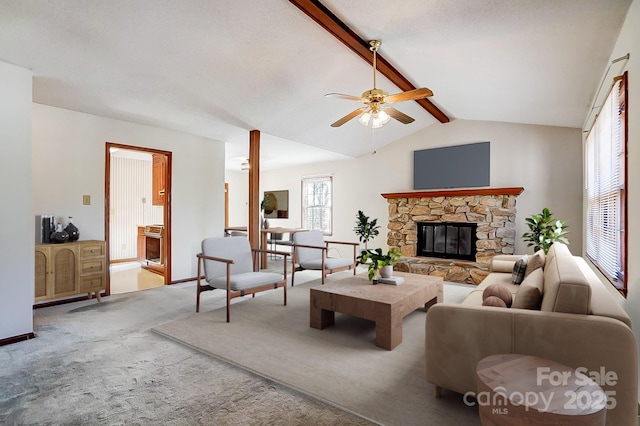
[142,197,146,204]
[83,195,91,205]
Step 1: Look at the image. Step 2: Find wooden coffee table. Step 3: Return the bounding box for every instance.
[309,271,443,350]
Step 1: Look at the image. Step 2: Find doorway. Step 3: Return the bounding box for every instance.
[105,142,172,295]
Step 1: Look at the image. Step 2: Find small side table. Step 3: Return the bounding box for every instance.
[475,354,606,426]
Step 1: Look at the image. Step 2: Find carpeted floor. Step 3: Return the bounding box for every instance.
[0,274,374,425]
[1,269,476,425]
[153,273,480,426]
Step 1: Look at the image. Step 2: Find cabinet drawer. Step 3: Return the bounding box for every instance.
[79,258,105,275]
[79,274,105,292]
[79,243,105,258]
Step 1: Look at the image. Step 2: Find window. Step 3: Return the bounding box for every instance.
[302,176,332,234]
[585,72,627,294]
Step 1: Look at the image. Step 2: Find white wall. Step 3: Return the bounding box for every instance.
[593,0,640,396]
[261,119,583,256]
[32,104,226,280]
[0,61,33,341]
[225,169,249,227]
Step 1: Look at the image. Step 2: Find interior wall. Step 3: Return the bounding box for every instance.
[591,0,640,397]
[260,119,583,256]
[0,61,33,340]
[32,104,226,280]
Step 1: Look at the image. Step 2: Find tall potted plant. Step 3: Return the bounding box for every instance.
[353,210,380,251]
[522,207,569,254]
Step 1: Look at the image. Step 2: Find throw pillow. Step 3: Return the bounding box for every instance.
[482,283,512,308]
[512,255,528,284]
[512,268,544,309]
[483,296,507,308]
[525,249,546,277]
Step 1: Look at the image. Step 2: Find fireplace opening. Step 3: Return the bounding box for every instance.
[417,222,477,261]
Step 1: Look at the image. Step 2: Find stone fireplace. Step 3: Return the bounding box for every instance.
[416,221,477,261]
[382,187,524,284]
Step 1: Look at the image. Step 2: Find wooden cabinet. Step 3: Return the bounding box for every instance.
[152,153,166,206]
[35,240,106,303]
[137,225,145,261]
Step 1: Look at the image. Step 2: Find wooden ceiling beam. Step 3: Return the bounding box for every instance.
[289,0,450,124]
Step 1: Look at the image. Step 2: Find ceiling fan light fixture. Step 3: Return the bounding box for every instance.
[358,111,372,126]
[371,110,391,128]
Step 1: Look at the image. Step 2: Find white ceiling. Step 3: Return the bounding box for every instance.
[0,0,631,170]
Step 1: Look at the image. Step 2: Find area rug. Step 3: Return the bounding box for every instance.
[152,277,480,425]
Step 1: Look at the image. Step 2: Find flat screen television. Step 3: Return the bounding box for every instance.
[413,142,490,190]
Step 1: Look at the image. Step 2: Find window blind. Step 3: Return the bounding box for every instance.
[585,73,627,290]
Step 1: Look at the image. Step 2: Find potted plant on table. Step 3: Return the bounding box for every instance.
[522,207,569,254]
[353,210,380,251]
[357,247,402,283]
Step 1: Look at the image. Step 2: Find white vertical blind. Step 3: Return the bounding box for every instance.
[585,74,626,289]
[110,155,163,260]
[301,176,332,235]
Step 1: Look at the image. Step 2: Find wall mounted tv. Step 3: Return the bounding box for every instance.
[413,142,490,190]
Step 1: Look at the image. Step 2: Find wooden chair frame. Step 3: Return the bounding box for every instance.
[291,239,358,286]
[196,248,289,322]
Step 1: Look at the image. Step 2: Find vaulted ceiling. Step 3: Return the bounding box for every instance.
[0,0,631,170]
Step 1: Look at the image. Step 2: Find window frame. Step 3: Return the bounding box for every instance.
[301,176,333,236]
[585,72,628,295]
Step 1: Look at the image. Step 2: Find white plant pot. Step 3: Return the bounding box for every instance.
[380,265,393,278]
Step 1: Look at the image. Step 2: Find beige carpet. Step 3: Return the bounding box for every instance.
[152,275,481,426]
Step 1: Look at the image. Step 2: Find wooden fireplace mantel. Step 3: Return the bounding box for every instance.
[381,187,524,199]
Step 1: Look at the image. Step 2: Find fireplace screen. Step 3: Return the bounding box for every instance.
[417,222,477,261]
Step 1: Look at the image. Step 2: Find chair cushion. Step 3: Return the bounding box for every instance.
[300,257,354,271]
[202,237,253,279]
[293,230,325,264]
[208,271,284,291]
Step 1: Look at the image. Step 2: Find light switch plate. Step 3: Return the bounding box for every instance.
[83,195,91,205]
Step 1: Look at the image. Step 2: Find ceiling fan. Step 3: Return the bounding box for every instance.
[326,40,433,128]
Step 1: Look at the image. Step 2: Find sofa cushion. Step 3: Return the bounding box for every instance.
[512,268,544,309]
[511,255,528,284]
[483,284,512,307]
[525,249,545,277]
[483,296,507,307]
[541,243,591,314]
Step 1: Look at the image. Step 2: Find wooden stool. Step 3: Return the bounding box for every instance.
[475,354,606,426]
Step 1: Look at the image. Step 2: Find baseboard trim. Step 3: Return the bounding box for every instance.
[169,276,199,284]
[34,292,105,309]
[0,332,36,347]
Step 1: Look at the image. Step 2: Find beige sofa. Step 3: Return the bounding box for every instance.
[425,242,637,426]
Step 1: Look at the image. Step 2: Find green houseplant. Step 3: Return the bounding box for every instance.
[353,210,380,250]
[357,247,402,281]
[522,207,569,254]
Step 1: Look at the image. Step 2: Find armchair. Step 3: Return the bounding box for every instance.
[196,236,289,322]
[291,230,358,285]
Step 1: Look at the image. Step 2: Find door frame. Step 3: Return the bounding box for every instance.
[104,142,172,294]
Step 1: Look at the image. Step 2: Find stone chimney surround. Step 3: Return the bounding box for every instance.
[382,187,524,284]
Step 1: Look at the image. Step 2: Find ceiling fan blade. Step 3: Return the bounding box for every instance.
[331,107,368,127]
[384,88,433,103]
[325,93,368,102]
[385,107,415,124]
